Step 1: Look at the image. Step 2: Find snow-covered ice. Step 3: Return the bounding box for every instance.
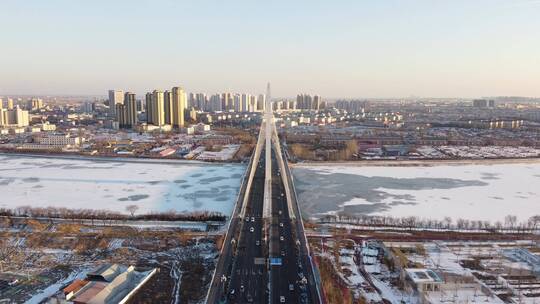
[0,155,245,216]
[293,162,540,222]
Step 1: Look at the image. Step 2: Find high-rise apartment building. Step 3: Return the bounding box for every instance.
[171,87,186,128]
[0,106,29,127]
[82,102,94,113]
[136,99,144,112]
[249,95,257,112]
[154,90,166,126]
[288,100,297,110]
[14,106,28,127]
[164,90,173,125]
[124,92,138,128]
[0,111,4,126]
[26,98,44,111]
[257,94,266,112]
[108,90,124,115]
[272,101,283,111]
[195,93,207,110]
[296,94,321,110]
[116,104,126,128]
[304,95,313,109]
[221,93,233,111]
[472,99,490,108]
[210,94,222,112]
[188,93,195,108]
[147,90,165,126]
[145,93,153,123]
[296,94,303,109]
[115,92,138,128]
[233,94,241,112]
[313,95,321,110]
[241,94,250,112]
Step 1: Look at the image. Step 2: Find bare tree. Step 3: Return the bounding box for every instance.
[125,205,139,217]
[528,215,540,232]
[505,215,517,230]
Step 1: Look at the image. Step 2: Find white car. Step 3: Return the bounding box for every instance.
[251,217,255,222]
[250,227,254,233]
[279,222,284,227]
[280,296,285,303]
[280,236,284,241]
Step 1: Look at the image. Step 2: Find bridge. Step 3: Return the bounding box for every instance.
[206,85,322,304]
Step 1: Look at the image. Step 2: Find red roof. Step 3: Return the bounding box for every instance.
[72,281,108,303]
[63,279,88,295]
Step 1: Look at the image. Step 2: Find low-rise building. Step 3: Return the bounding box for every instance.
[404,268,443,293]
[194,123,210,133]
[36,134,82,146]
[59,263,157,304]
[37,122,57,131]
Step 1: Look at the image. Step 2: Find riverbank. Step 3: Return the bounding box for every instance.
[291,157,540,167]
[0,152,240,166]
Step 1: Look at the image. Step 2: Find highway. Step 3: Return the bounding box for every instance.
[227,148,268,303]
[269,149,311,304]
[206,99,321,303]
[280,145,323,304]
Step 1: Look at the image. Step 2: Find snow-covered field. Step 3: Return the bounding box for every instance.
[0,155,245,215]
[292,162,540,222]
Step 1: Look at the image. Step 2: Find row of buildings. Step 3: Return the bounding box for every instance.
[190,92,267,113]
[108,89,325,131]
[472,99,496,108]
[109,89,268,130]
[334,99,367,113]
[0,97,45,112]
[296,93,324,110]
[109,87,188,129]
[189,93,323,112]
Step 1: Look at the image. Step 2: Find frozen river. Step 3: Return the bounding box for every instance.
[0,155,245,216]
[292,162,540,222]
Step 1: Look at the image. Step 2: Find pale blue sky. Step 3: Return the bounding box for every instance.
[1,0,539,98]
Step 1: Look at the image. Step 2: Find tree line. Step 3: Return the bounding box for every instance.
[0,206,227,222]
[319,214,540,234]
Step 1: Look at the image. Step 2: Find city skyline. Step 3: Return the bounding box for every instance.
[1,0,540,98]
[1,2,540,303]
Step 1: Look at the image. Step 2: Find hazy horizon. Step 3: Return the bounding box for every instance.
[1,0,540,98]
[2,93,540,101]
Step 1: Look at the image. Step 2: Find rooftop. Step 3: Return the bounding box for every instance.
[405,268,443,284]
